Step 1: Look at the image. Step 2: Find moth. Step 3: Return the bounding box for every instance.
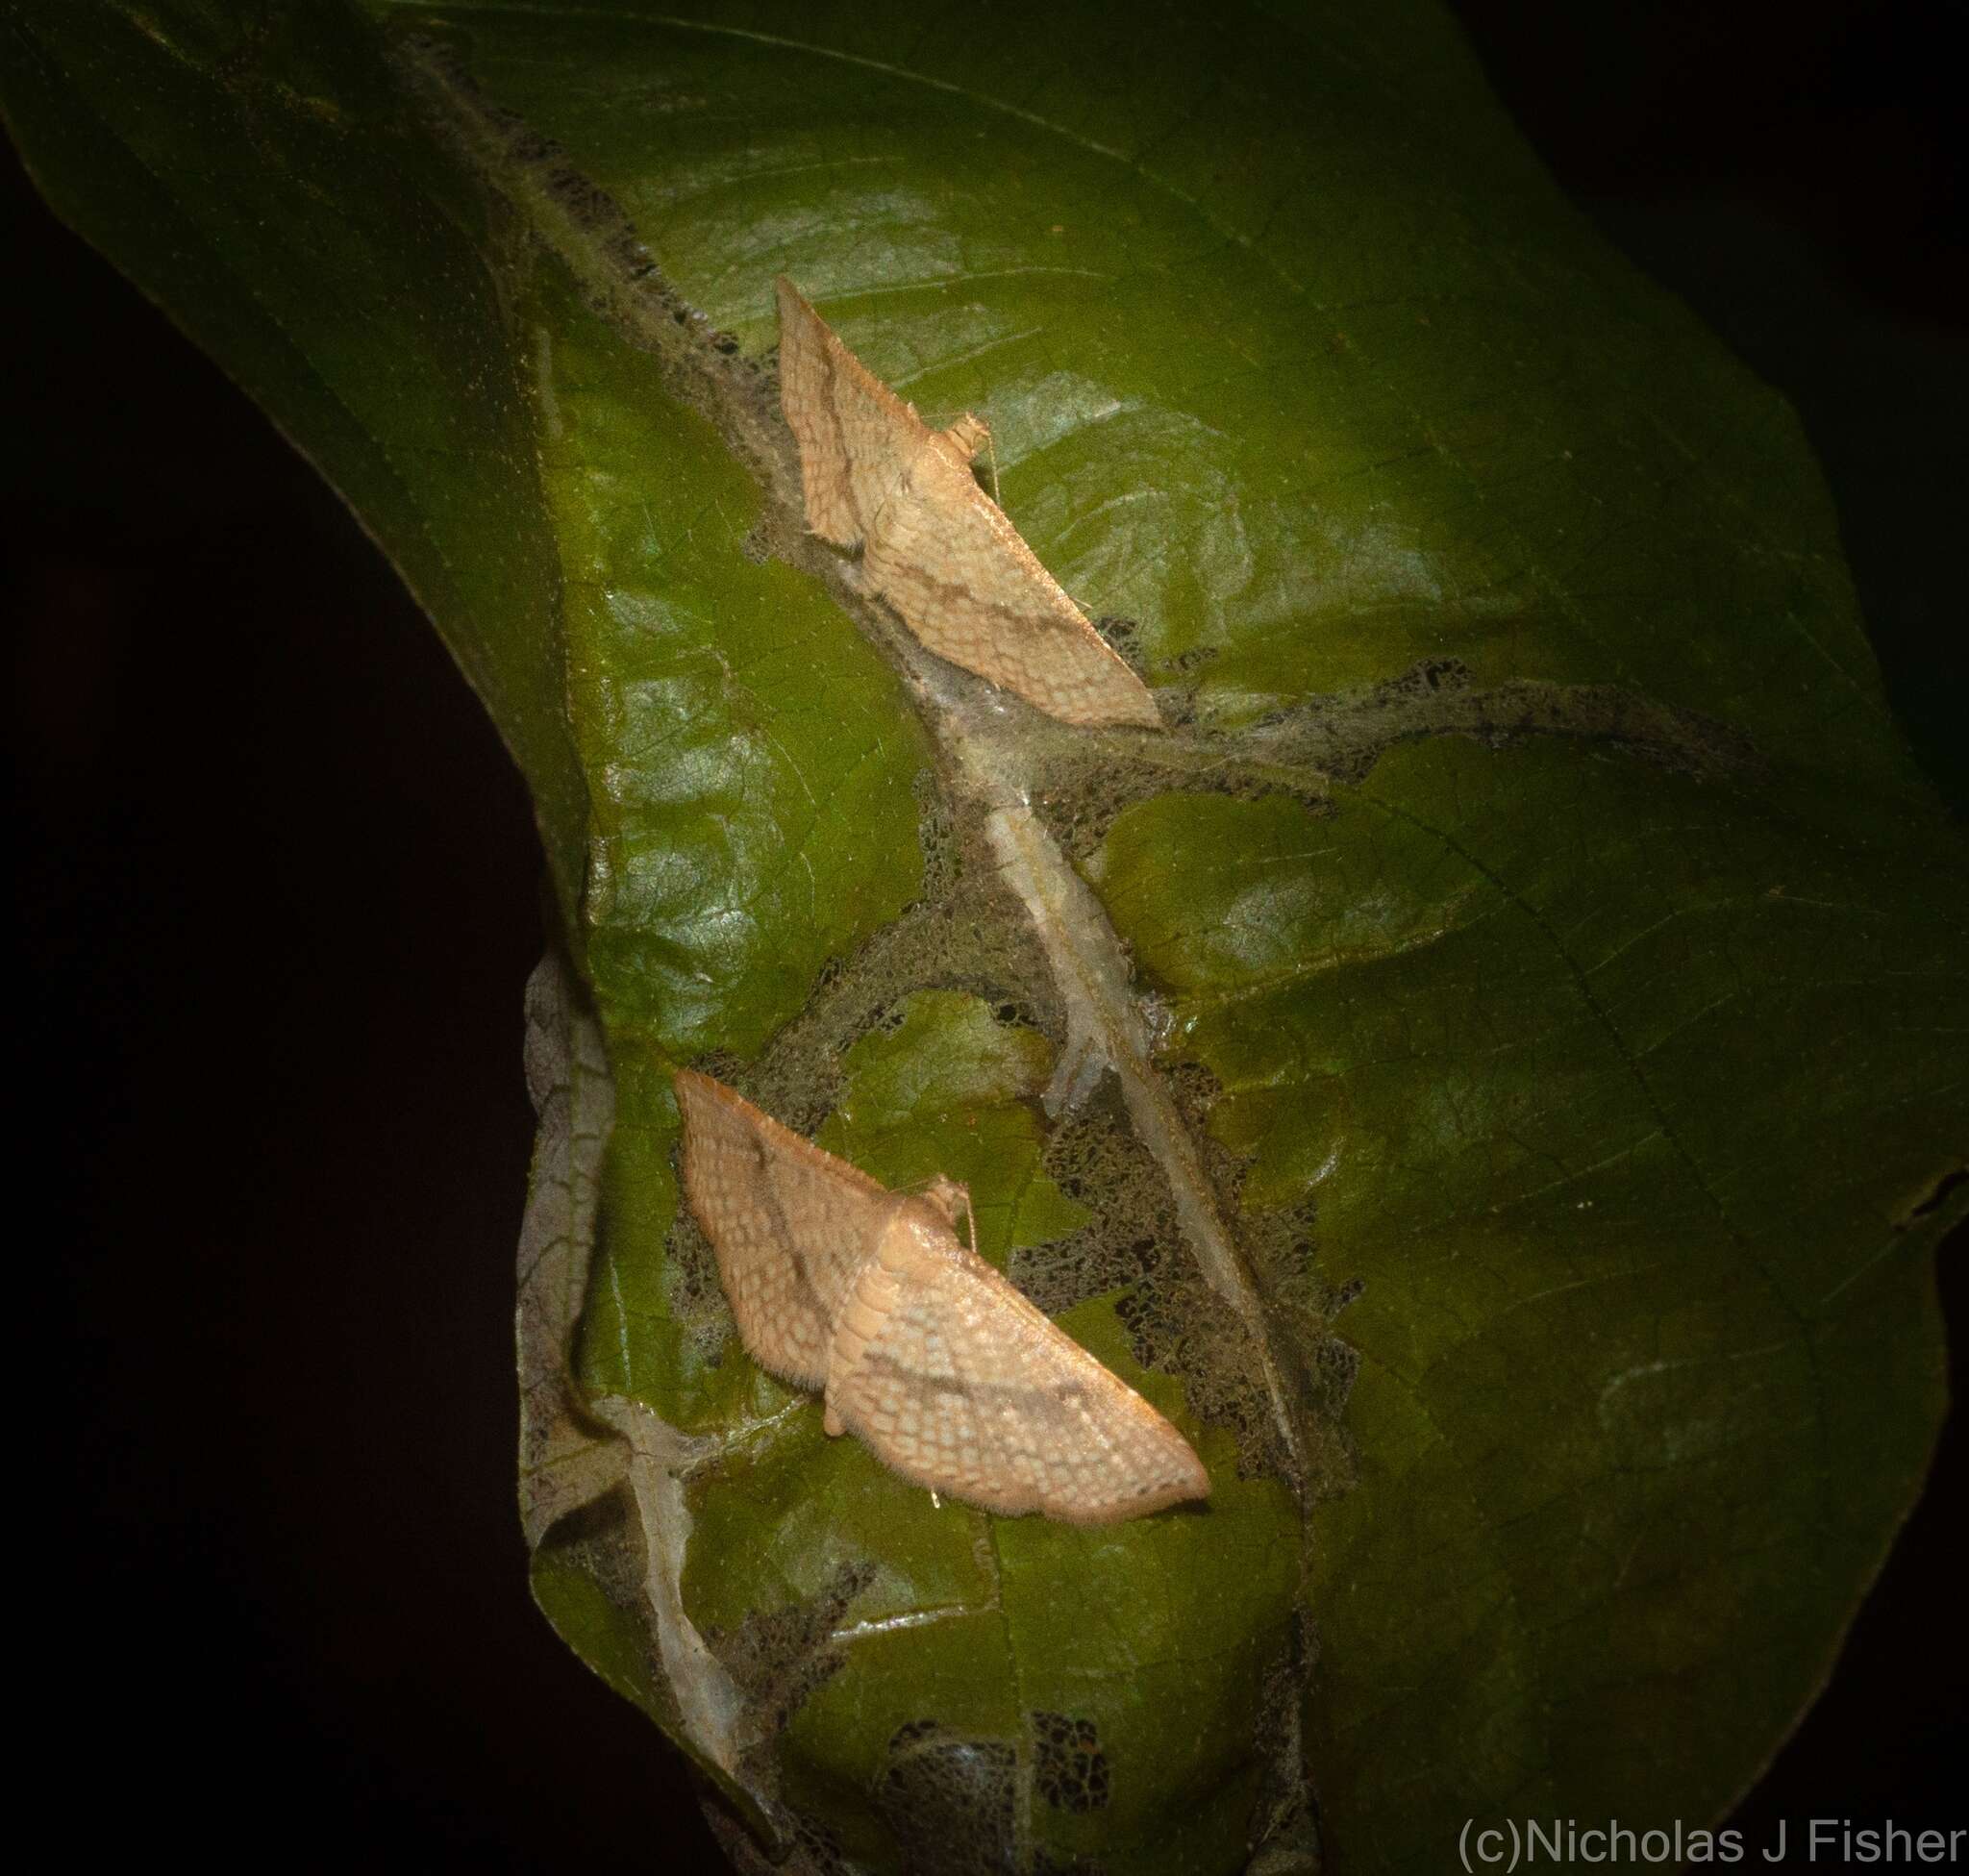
[774,277,1163,732]
[673,1067,1209,1524]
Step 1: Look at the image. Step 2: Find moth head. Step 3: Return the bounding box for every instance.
[945,412,991,463]
[919,1173,974,1241]
[875,1194,968,1277]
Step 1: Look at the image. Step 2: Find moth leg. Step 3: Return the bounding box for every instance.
[943,413,998,506]
[921,1174,975,1250]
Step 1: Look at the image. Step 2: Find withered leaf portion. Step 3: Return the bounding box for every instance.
[775,277,1162,730]
[516,952,627,1547]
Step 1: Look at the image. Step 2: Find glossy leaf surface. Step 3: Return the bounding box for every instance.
[6,2,1961,1870]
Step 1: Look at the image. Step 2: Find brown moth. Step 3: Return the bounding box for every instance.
[774,277,1162,731]
[674,1067,1209,1524]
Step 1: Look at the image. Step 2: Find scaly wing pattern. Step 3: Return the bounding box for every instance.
[823,1201,1210,1524]
[673,1068,894,1388]
[774,277,1161,731]
[774,275,919,551]
[863,443,1164,729]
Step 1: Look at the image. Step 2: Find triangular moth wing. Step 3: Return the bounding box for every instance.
[823,1198,1210,1523]
[861,443,1163,730]
[773,277,1161,731]
[673,1068,894,1388]
[775,275,922,551]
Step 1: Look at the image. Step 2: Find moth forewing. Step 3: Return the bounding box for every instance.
[672,1065,887,1387]
[773,276,1163,731]
[820,1190,1211,1524]
[674,1068,1208,1523]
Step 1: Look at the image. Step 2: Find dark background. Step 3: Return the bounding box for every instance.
[8,2,1962,1867]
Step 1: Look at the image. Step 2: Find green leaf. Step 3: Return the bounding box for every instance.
[8,2,1960,1872]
